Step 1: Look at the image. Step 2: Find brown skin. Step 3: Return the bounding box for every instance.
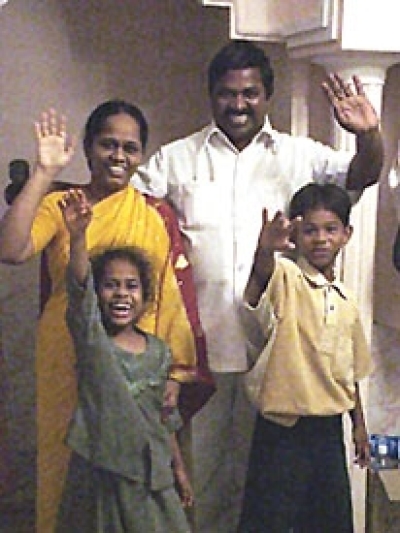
[210,67,269,151]
[295,207,353,282]
[83,113,143,203]
[350,384,370,468]
[0,109,76,263]
[244,208,299,307]
[97,259,147,348]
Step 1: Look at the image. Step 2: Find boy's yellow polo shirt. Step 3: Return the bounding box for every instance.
[242,257,372,427]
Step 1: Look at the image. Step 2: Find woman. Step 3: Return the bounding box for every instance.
[0,101,212,532]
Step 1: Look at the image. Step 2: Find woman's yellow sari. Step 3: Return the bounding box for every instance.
[32,185,213,532]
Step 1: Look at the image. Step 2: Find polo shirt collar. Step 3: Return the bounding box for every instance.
[297,256,349,300]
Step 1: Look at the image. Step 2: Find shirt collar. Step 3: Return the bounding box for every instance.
[202,116,276,151]
[297,256,349,299]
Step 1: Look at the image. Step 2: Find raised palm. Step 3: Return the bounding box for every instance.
[322,74,379,134]
[35,108,75,172]
[59,189,92,237]
[258,209,298,253]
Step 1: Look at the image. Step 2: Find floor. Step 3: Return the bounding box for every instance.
[366,470,400,533]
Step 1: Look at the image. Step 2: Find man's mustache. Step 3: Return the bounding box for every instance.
[225,109,253,117]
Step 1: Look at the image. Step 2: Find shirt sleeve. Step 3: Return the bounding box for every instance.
[239,269,281,367]
[65,265,102,346]
[132,150,168,198]
[281,134,361,205]
[309,139,362,204]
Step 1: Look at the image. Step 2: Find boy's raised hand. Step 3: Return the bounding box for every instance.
[58,189,92,237]
[257,208,301,253]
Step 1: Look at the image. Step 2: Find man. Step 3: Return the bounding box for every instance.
[132,40,383,533]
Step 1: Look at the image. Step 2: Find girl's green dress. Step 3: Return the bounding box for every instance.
[56,267,190,533]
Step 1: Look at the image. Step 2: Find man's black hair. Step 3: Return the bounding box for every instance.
[208,40,274,98]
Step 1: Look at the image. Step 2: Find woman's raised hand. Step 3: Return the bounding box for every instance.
[34,108,76,175]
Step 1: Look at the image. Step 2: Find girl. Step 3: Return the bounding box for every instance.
[57,188,193,532]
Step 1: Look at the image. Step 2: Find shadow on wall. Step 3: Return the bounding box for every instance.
[57,0,227,152]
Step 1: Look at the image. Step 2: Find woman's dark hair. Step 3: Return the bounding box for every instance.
[289,183,352,226]
[91,246,155,305]
[83,99,148,156]
[208,40,274,99]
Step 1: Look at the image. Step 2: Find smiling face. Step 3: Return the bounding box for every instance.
[296,208,352,281]
[210,67,269,151]
[86,113,143,201]
[97,258,145,333]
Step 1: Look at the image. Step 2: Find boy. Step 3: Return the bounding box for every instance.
[238,183,371,533]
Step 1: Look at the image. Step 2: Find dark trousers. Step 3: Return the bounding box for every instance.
[238,414,353,533]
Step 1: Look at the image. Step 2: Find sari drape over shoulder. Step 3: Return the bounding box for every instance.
[144,196,215,421]
[34,185,214,533]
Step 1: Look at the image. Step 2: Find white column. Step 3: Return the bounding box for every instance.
[290,61,311,137]
[314,58,387,533]
[326,64,386,339]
